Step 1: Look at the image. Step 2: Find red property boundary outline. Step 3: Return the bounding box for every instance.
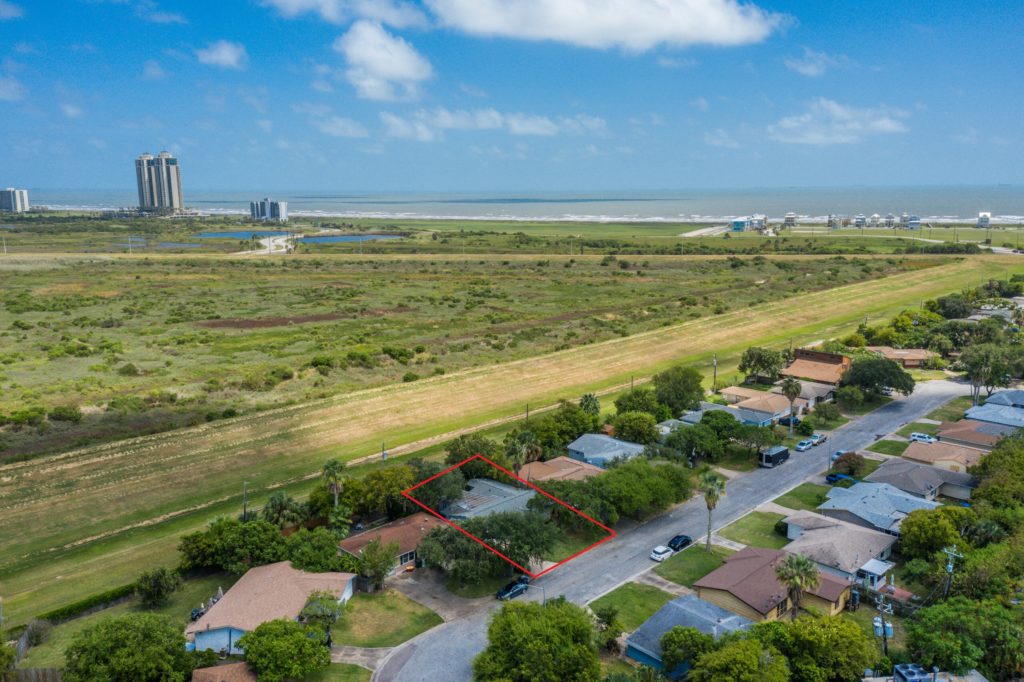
[401,454,616,579]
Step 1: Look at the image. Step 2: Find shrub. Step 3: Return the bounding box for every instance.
[383,346,414,364]
[25,619,53,647]
[402,372,420,382]
[833,452,866,476]
[814,402,841,422]
[37,584,136,623]
[774,519,790,537]
[345,349,378,369]
[796,419,814,436]
[117,362,140,376]
[48,404,84,423]
[135,567,183,608]
[306,355,335,376]
[8,406,46,427]
[835,385,864,410]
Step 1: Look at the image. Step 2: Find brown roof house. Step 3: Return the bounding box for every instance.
[191,662,257,682]
[783,513,897,589]
[186,562,354,655]
[693,547,852,622]
[339,513,445,575]
[937,419,1016,451]
[865,458,978,502]
[519,456,604,482]
[780,349,851,386]
[866,346,939,368]
[735,392,800,420]
[903,440,986,472]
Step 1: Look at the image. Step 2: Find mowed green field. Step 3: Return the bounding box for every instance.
[0,254,1020,629]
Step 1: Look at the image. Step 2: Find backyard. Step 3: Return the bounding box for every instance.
[331,590,443,648]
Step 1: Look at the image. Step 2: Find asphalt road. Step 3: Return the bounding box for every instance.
[375,379,970,682]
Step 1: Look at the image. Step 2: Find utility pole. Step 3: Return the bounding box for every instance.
[128,235,133,255]
[875,594,891,656]
[712,353,718,392]
[630,375,634,391]
[381,442,387,460]
[242,481,248,520]
[942,545,964,597]
[2,234,6,255]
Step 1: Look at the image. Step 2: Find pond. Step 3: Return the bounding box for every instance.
[197,230,289,239]
[297,234,402,244]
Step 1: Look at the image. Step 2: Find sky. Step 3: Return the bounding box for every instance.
[1,0,1023,192]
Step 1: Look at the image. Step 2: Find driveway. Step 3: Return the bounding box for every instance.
[376,379,970,682]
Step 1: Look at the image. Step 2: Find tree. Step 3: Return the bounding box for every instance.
[409,458,466,510]
[831,452,865,476]
[287,527,346,572]
[358,537,400,589]
[359,465,415,518]
[504,430,542,476]
[739,347,785,383]
[899,509,959,561]
[579,393,600,422]
[812,401,841,423]
[834,385,863,411]
[237,619,330,682]
[700,410,741,442]
[178,517,286,574]
[688,639,789,682]
[0,643,15,676]
[300,590,346,631]
[698,470,726,552]
[735,424,777,455]
[842,357,915,398]
[592,604,624,652]
[653,365,705,415]
[321,458,346,509]
[961,344,1011,405]
[612,411,659,445]
[774,554,819,621]
[63,613,195,682]
[261,491,305,529]
[135,567,182,608]
[751,616,876,682]
[666,423,724,464]
[327,504,353,537]
[472,599,601,682]
[779,378,802,436]
[614,388,670,421]
[659,626,714,673]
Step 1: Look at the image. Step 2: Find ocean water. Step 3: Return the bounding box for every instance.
[26,187,1024,224]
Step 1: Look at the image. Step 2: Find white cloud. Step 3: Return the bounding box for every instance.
[256,119,273,133]
[381,111,436,141]
[784,46,852,77]
[196,41,249,70]
[459,83,488,98]
[381,107,607,141]
[0,74,26,101]
[0,0,23,19]
[703,128,738,148]
[144,10,187,24]
[142,60,168,80]
[293,102,369,137]
[769,98,909,145]
[61,103,84,118]
[424,0,784,51]
[333,20,433,101]
[657,56,697,69]
[261,0,427,28]
[690,97,710,111]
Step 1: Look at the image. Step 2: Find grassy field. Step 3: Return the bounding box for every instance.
[772,483,830,512]
[867,440,909,456]
[0,255,1019,630]
[859,458,885,478]
[654,545,735,587]
[304,664,372,682]
[925,395,974,423]
[719,512,788,549]
[588,582,674,631]
[331,590,442,648]
[896,422,941,437]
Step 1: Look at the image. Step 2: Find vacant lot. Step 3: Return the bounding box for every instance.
[0,255,1018,629]
[589,582,674,631]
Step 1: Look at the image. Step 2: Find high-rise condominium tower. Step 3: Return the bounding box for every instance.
[135,151,184,212]
[250,197,289,223]
[0,188,29,213]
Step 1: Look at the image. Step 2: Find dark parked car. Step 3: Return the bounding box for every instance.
[825,473,857,485]
[778,416,801,427]
[668,534,693,552]
[496,576,530,601]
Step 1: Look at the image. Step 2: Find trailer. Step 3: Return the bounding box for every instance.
[759,445,790,468]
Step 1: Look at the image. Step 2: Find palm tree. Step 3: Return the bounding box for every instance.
[698,470,726,552]
[321,458,345,509]
[774,553,820,621]
[262,491,304,529]
[780,377,802,436]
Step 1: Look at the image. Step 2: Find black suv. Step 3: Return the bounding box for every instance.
[668,534,693,552]
[496,576,530,601]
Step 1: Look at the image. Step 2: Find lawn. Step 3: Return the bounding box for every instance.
[331,590,442,648]
[19,573,235,669]
[601,655,638,678]
[841,396,893,416]
[859,458,884,477]
[908,369,950,382]
[589,582,675,632]
[896,422,941,437]
[867,440,909,456]
[812,414,850,430]
[545,530,611,563]
[772,483,829,512]
[718,512,788,549]
[843,605,907,650]
[925,395,974,423]
[2,256,1018,630]
[718,445,759,472]
[446,574,509,599]
[304,664,372,682]
[654,545,735,587]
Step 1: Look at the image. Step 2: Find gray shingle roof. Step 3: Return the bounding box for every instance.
[681,401,771,426]
[965,403,1024,429]
[818,482,939,533]
[783,513,896,574]
[626,595,752,662]
[566,434,645,465]
[985,389,1024,408]
[441,478,535,520]
[865,458,978,497]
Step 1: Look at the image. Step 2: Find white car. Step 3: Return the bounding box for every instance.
[650,546,673,562]
[909,432,936,444]
[795,440,814,452]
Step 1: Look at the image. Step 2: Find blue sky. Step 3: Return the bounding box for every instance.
[1,0,1022,191]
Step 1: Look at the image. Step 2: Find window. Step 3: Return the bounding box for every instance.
[399,551,416,564]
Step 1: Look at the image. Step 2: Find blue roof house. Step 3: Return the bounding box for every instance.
[567,434,645,468]
[817,482,939,536]
[681,401,774,428]
[626,595,752,677]
[965,401,1024,429]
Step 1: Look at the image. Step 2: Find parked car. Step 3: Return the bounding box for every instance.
[796,439,813,452]
[496,576,530,601]
[831,449,849,462]
[811,433,827,446]
[909,432,936,444]
[667,534,693,552]
[778,416,801,427]
[650,545,674,562]
[881,386,894,397]
[826,473,857,485]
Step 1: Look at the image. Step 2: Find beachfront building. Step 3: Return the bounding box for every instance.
[870,213,881,226]
[884,213,896,228]
[854,214,867,227]
[0,188,29,213]
[978,212,991,228]
[250,197,289,222]
[730,216,753,232]
[135,151,184,212]
[783,212,797,227]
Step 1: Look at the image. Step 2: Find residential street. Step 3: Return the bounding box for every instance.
[374,379,971,682]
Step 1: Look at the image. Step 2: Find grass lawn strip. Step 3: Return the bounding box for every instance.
[772,483,830,512]
[331,590,442,649]
[303,663,372,682]
[895,422,941,438]
[589,582,675,632]
[654,545,735,587]
[925,396,974,423]
[718,512,788,550]
[866,440,909,457]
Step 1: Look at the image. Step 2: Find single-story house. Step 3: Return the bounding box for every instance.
[339,513,445,574]
[903,440,986,472]
[783,512,897,588]
[735,392,798,421]
[964,402,1024,430]
[779,349,851,386]
[937,419,1015,451]
[865,458,978,501]
[519,456,604,482]
[720,386,768,404]
[817,482,940,535]
[693,547,852,622]
[984,389,1024,408]
[656,419,686,441]
[865,346,938,368]
[192,662,257,682]
[681,401,774,428]
[625,595,752,676]
[441,478,536,520]
[567,433,645,468]
[186,562,354,655]
[770,379,835,409]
